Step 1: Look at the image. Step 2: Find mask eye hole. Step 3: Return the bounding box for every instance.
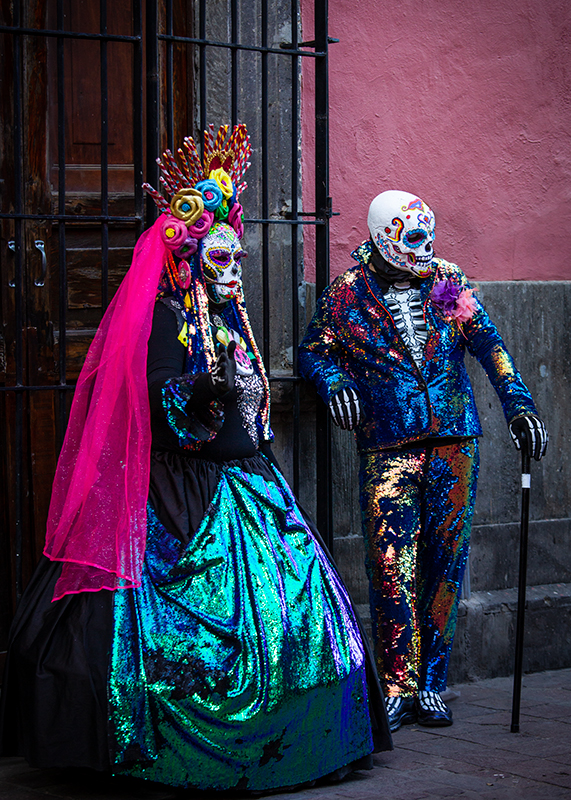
[208,249,232,268]
[404,230,427,247]
[234,250,247,263]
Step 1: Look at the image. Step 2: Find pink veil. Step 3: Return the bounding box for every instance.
[44,218,167,601]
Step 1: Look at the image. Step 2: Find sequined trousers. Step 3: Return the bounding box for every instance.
[109,457,373,791]
[359,439,479,697]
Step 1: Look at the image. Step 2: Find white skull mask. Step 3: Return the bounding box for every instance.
[201,222,246,304]
[367,190,435,277]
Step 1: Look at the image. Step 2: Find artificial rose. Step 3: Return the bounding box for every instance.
[160,215,188,250]
[195,179,223,211]
[209,167,234,199]
[430,279,461,315]
[187,209,214,239]
[228,201,244,239]
[174,236,198,257]
[450,288,477,322]
[170,188,204,224]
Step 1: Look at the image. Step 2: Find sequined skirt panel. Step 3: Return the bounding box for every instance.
[109,454,373,791]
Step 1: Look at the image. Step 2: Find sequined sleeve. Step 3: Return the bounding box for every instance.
[298,283,359,404]
[455,268,537,422]
[162,373,224,449]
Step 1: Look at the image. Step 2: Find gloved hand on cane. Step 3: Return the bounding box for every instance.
[509,414,548,461]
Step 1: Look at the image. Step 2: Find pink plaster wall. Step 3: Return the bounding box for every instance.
[301,0,571,282]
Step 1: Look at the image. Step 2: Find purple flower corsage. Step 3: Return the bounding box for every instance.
[430,279,477,323]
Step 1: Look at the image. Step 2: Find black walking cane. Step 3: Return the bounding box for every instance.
[510,448,531,733]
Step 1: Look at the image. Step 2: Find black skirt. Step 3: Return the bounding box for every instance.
[0,451,391,775]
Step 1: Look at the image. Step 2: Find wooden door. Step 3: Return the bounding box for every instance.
[0,0,194,655]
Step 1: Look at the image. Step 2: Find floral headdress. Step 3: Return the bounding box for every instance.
[43,125,266,602]
[142,123,251,255]
[145,123,271,440]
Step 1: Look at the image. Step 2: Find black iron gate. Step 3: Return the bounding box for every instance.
[0,0,332,650]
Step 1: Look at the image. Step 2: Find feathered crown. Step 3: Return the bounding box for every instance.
[143,123,252,256]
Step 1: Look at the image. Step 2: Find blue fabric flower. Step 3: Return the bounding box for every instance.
[195,179,223,212]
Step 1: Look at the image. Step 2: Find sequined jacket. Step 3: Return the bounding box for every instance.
[298,255,536,454]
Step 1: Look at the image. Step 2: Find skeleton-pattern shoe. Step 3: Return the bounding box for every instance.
[385,695,417,733]
[416,690,453,727]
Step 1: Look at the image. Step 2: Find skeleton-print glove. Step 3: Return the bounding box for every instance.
[328,388,361,430]
[209,341,237,397]
[509,415,548,461]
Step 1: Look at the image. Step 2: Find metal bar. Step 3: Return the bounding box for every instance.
[0,385,77,393]
[0,379,301,393]
[157,32,326,57]
[0,212,142,222]
[314,0,333,550]
[245,217,325,225]
[133,0,144,237]
[166,0,174,151]
[199,0,206,141]
[0,381,297,393]
[0,213,328,226]
[261,0,270,371]
[12,0,24,603]
[146,0,159,226]
[290,0,300,496]
[0,25,141,42]
[0,212,325,224]
[231,0,238,127]
[57,0,68,448]
[100,0,109,311]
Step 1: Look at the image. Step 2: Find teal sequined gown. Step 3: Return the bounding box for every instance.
[0,299,389,791]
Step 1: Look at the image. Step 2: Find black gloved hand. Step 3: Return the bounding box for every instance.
[209,340,237,397]
[328,387,361,430]
[509,414,548,461]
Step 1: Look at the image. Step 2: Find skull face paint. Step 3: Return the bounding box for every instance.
[201,222,247,304]
[367,190,435,277]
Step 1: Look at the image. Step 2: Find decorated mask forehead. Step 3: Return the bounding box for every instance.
[202,221,240,254]
[201,222,245,304]
[367,190,435,277]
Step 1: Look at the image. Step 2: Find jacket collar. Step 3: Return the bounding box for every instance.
[352,238,438,304]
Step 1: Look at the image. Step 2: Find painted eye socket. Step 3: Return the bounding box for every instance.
[234,250,248,262]
[403,229,427,248]
[208,249,233,268]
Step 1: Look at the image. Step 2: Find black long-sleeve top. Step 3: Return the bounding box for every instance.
[147,301,258,461]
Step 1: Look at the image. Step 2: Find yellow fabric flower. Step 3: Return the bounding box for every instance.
[170,188,204,224]
[209,168,234,199]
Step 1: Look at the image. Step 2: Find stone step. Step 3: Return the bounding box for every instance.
[356,582,571,684]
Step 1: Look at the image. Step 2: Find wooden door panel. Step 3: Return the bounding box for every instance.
[1,0,196,653]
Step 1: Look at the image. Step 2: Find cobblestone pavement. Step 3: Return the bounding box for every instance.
[1,669,570,800]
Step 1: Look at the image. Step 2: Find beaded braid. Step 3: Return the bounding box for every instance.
[234,291,271,438]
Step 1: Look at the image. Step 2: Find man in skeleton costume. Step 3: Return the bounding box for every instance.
[299,190,547,731]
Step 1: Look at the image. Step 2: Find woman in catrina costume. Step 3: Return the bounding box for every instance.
[0,125,391,792]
